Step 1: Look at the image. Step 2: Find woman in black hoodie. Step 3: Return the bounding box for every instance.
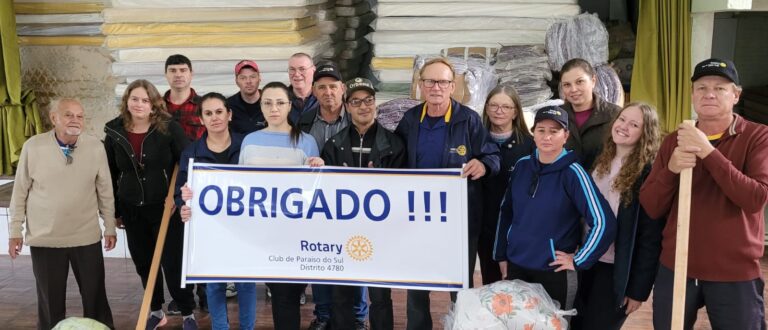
[478,85,533,285]
[103,79,196,329]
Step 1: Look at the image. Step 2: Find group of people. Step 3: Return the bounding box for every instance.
[8,53,768,330]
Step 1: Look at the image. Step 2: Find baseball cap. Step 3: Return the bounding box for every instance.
[313,63,342,83]
[345,77,375,96]
[235,60,259,75]
[533,106,569,130]
[691,58,739,85]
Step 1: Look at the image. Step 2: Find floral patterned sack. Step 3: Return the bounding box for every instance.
[444,280,576,330]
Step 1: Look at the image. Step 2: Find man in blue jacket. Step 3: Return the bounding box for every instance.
[395,58,500,330]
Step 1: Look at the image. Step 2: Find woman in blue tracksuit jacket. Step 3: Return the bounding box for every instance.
[174,92,256,330]
[493,106,616,312]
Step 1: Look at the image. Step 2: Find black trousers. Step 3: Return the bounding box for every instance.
[477,211,502,285]
[571,262,628,330]
[331,286,393,330]
[653,265,766,330]
[405,234,479,330]
[121,202,195,315]
[506,262,578,311]
[267,283,308,330]
[30,242,114,330]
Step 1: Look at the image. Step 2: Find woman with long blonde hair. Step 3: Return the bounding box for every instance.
[573,102,664,330]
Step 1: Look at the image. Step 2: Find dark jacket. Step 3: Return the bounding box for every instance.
[321,122,406,169]
[611,165,664,307]
[104,117,188,217]
[493,150,617,271]
[562,93,621,171]
[395,99,500,238]
[227,92,265,135]
[481,133,534,236]
[174,130,244,207]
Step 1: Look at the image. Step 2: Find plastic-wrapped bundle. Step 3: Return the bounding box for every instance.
[594,64,624,107]
[376,98,421,132]
[444,280,575,330]
[495,45,553,107]
[545,13,608,71]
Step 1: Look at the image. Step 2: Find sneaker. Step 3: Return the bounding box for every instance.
[225,283,238,298]
[307,318,329,330]
[166,300,181,315]
[145,314,167,330]
[182,317,199,330]
[299,291,307,305]
[355,320,369,330]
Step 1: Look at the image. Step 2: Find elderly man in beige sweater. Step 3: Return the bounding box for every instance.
[8,98,117,330]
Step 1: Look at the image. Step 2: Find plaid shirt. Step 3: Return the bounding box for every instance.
[164,88,204,141]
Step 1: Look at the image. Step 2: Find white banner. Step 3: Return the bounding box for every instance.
[182,162,469,291]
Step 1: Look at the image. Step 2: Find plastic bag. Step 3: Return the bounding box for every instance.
[444,280,576,330]
[545,13,609,71]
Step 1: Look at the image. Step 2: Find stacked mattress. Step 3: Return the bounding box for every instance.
[330,0,375,80]
[14,0,117,136]
[368,0,579,98]
[104,0,335,98]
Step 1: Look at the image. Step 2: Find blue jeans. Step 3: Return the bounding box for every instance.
[206,282,257,330]
[312,284,368,321]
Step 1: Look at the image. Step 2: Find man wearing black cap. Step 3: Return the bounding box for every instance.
[227,59,265,135]
[298,62,351,151]
[321,78,406,330]
[640,58,768,329]
[297,62,359,330]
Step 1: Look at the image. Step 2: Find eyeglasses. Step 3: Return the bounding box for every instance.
[528,173,539,198]
[288,66,313,75]
[487,104,516,113]
[420,79,453,89]
[348,96,375,107]
[262,100,290,108]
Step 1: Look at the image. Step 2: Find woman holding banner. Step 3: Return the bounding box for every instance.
[175,92,256,329]
[572,102,663,330]
[103,79,196,329]
[181,82,323,330]
[478,85,533,285]
[493,106,616,314]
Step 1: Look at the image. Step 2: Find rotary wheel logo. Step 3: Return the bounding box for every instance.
[346,236,373,261]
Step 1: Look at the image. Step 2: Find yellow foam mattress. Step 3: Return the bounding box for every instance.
[103,6,322,23]
[19,35,104,46]
[371,57,413,70]
[105,26,321,48]
[14,2,104,14]
[102,17,317,35]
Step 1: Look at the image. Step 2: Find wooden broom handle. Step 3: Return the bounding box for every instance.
[136,165,179,330]
[671,120,695,330]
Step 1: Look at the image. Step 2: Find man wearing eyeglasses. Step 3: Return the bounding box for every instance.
[9,98,117,329]
[394,58,500,330]
[288,52,319,124]
[321,77,406,330]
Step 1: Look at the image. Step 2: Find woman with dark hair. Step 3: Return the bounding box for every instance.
[573,102,664,330]
[103,79,196,329]
[181,82,323,330]
[176,92,256,329]
[494,106,616,313]
[559,58,622,170]
[478,85,533,285]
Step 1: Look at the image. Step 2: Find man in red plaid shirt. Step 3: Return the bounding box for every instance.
[163,54,204,141]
